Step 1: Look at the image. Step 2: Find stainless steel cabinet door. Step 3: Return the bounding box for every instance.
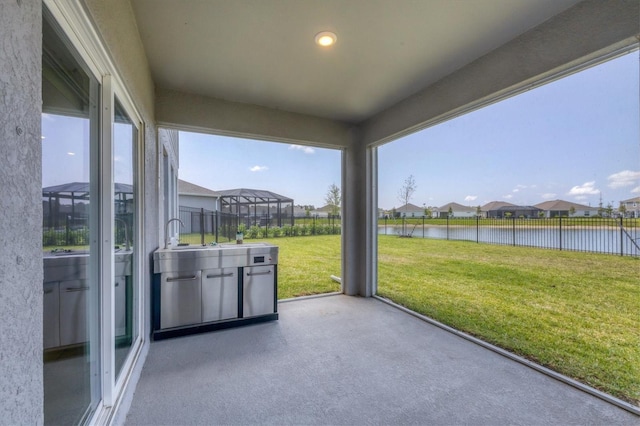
[243,265,275,317]
[160,271,202,329]
[202,268,238,322]
[59,279,88,346]
[43,282,60,349]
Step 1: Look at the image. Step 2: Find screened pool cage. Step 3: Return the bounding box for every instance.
[179,188,295,244]
[218,188,294,228]
[42,181,133,248]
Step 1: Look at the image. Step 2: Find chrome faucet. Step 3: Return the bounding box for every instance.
[164,218,184,249]
[115,218,130,251]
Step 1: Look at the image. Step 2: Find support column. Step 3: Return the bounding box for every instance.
[0,1,43,424]
[342,128,375,297]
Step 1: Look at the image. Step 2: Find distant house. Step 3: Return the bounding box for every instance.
[292,205,308,217]
[435,202,477,218]
[491,205,542,219]
[534,200,598,218]
[311,204,339,218]
[178,179,220,211]
[394,203,424,218]
[620,196,640,218]
[481,201,516,218]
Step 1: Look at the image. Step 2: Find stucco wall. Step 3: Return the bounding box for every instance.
[0,0,43,423]
[155,87,354,149]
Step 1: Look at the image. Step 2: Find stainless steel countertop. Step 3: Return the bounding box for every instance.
[153,243,278,274]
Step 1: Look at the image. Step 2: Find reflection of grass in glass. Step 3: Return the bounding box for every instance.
[377,235,639,407]
[43,227,90,247]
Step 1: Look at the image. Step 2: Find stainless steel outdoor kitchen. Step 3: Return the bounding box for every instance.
[152,242,279,340]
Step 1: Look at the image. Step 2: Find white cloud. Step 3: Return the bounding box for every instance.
[541,193,557,200]
[249,165,268,172]
[512,189,520,193]
[289,144,315,154]
[567,181,599,196]
[607,170,640,189]
[515,184,527,189]
[574,195,588,201]
[632,186,640,194]
[464,195,478,202]
[503,194,513,199]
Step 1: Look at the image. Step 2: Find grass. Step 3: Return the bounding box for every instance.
[377,235,639,406]
[258,235,342,299]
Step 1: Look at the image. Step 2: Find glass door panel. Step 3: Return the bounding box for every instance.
[42,10,101,424]
[113,98,139,379]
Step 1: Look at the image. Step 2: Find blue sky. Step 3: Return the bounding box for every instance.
[181,51,639,210]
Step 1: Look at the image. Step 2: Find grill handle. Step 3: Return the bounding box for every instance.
[246,270,272,277]
[166,275,198,282]
[206,272,234,279]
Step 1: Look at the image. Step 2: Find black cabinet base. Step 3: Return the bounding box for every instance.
[152,313,278,341]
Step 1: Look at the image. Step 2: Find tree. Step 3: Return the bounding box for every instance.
[325,183,341,216]
[619,203,627,217]
[569,206,576,216]
[398,175,417,208]
[605,203,613,218]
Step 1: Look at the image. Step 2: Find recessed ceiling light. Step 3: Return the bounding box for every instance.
[315,31,337,47]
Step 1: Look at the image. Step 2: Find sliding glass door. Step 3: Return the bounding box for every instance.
[42,11,101,424]
[113,98,139,380]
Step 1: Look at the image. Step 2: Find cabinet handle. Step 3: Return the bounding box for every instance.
[44,289,54,295]
[206,273,234,279]
[65,286,89,292]
[166,275,198,282]
[246,270,272,277]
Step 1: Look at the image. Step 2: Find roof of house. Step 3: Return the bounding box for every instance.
[621,196,640,203]
[495,205,541,211]
[438,202,475,211]
[396,203,423,212]
[481,201,517,211]
[178,179,220,197]
[534,199,596,211]
[313,204,336,212]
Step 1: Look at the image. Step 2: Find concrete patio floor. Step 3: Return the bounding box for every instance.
[125,294,637,425]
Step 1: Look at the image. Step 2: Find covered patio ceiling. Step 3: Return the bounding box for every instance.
[129,0,638,147]
[131,0,581,124]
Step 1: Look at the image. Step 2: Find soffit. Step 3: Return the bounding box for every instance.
[131,0,581,123]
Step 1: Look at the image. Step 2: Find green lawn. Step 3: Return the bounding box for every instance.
[253,234,638,406]
[259,235,342,298]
